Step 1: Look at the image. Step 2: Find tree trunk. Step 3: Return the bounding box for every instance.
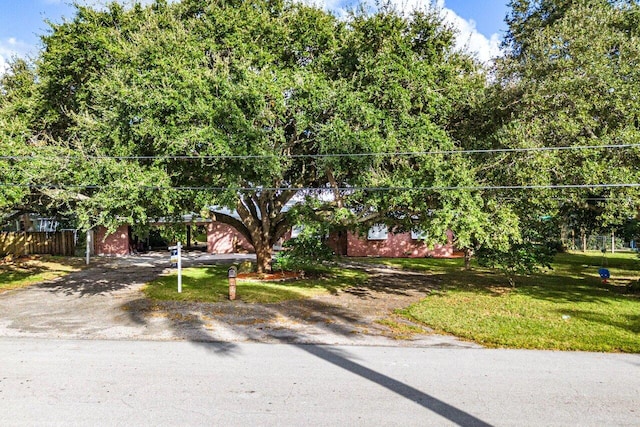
[217,192,296,275]
[255,240,272,274]
[581,229,587,252]
[463,247,473,270]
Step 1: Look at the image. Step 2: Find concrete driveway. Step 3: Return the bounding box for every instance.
[0,253,251,341]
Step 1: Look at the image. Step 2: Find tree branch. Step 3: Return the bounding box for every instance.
[210,210,254,246]
[325,167,344,208]
[272,217,292,245]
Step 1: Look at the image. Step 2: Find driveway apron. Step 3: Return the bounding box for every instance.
[0,256,170,340]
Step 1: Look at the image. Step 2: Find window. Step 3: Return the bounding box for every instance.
[411,229,428,240]
[367,224,388,240]
[291,225,304,238]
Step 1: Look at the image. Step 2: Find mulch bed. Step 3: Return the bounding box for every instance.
[237,271,303,281]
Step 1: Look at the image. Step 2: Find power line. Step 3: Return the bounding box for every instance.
[1,142,639,161]
[2,183,639,191]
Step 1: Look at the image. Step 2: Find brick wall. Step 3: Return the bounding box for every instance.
[345,230,454,258]
[207,222,254,254]
[94,225,130,256]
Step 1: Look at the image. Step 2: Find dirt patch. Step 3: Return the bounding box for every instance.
[0,255,87,293]
[126,262,473,346]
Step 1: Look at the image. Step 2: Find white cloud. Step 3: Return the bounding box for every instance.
[2,0,501,75]
[0,55,9,75]
[0,37,31,75]
[79,0,177,8]
[437,6,502,63]
[307,0,502,63]
[383,0,502,63]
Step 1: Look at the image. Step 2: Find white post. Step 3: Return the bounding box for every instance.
[177,241,182,293]
[85,230,91,265]
[611,230,615,254]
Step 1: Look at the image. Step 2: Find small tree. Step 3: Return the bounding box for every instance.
[477,242,555,287]
[274,223,335,272]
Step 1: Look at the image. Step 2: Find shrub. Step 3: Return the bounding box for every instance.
[476,242,555,286]
[273,229,335,272]
[237,260,254,274]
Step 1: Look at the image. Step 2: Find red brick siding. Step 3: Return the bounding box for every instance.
[345,230,454,258]
[94,225,130,256]
[207,222,254,254]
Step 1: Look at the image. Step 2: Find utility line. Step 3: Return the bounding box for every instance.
[1,183,639,191]
[1,142,639,160]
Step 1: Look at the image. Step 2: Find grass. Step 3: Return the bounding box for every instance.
[0,256,84,291]
[353,256,465,274]
[143,264,368,303]
[357,252,640,353]
[145,253,639,352]
[376,317,431,340]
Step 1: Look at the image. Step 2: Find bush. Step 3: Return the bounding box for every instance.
[237,260,254,274]
[273,231,335,272]
[476,242,555,286]
[548,240,567,253]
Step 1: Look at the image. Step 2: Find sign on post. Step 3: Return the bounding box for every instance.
[169,242,183,293]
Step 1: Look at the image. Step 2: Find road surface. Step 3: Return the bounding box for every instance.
[1,338,638,426]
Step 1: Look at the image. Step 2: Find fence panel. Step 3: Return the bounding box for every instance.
[0,231,76,256]
[565,234,632,252]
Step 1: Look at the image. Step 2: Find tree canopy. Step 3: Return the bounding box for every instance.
[3,0,639,273]
[1,0,492,271]
[475,0,640,241]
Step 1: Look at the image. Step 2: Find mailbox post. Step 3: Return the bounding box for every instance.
[228,266,237,300]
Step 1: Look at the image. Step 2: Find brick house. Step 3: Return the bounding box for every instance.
[95,221,454,258]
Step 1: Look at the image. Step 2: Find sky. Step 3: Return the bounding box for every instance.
[0,0,510,74]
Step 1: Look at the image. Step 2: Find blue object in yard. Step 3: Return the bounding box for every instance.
[598,268,610,281]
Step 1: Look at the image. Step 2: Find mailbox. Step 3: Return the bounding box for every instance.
[228,266,237,300]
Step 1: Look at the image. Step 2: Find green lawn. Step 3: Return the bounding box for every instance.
[364,252,640,352]
[146,254,640,352]
[144,265,368,303]
[0,256,83,291]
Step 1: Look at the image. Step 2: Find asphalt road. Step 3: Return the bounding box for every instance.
[1,338,638,426]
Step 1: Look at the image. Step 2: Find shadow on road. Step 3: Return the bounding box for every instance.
[5,253,490,425]
[120,261,491,426]
[298,344,493,427]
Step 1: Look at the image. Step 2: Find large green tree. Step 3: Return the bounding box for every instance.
[8,0,490,272]
[0,60,33,219]
[480,0,640,242]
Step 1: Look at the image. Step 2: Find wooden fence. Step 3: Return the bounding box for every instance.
[0,231,76,257]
